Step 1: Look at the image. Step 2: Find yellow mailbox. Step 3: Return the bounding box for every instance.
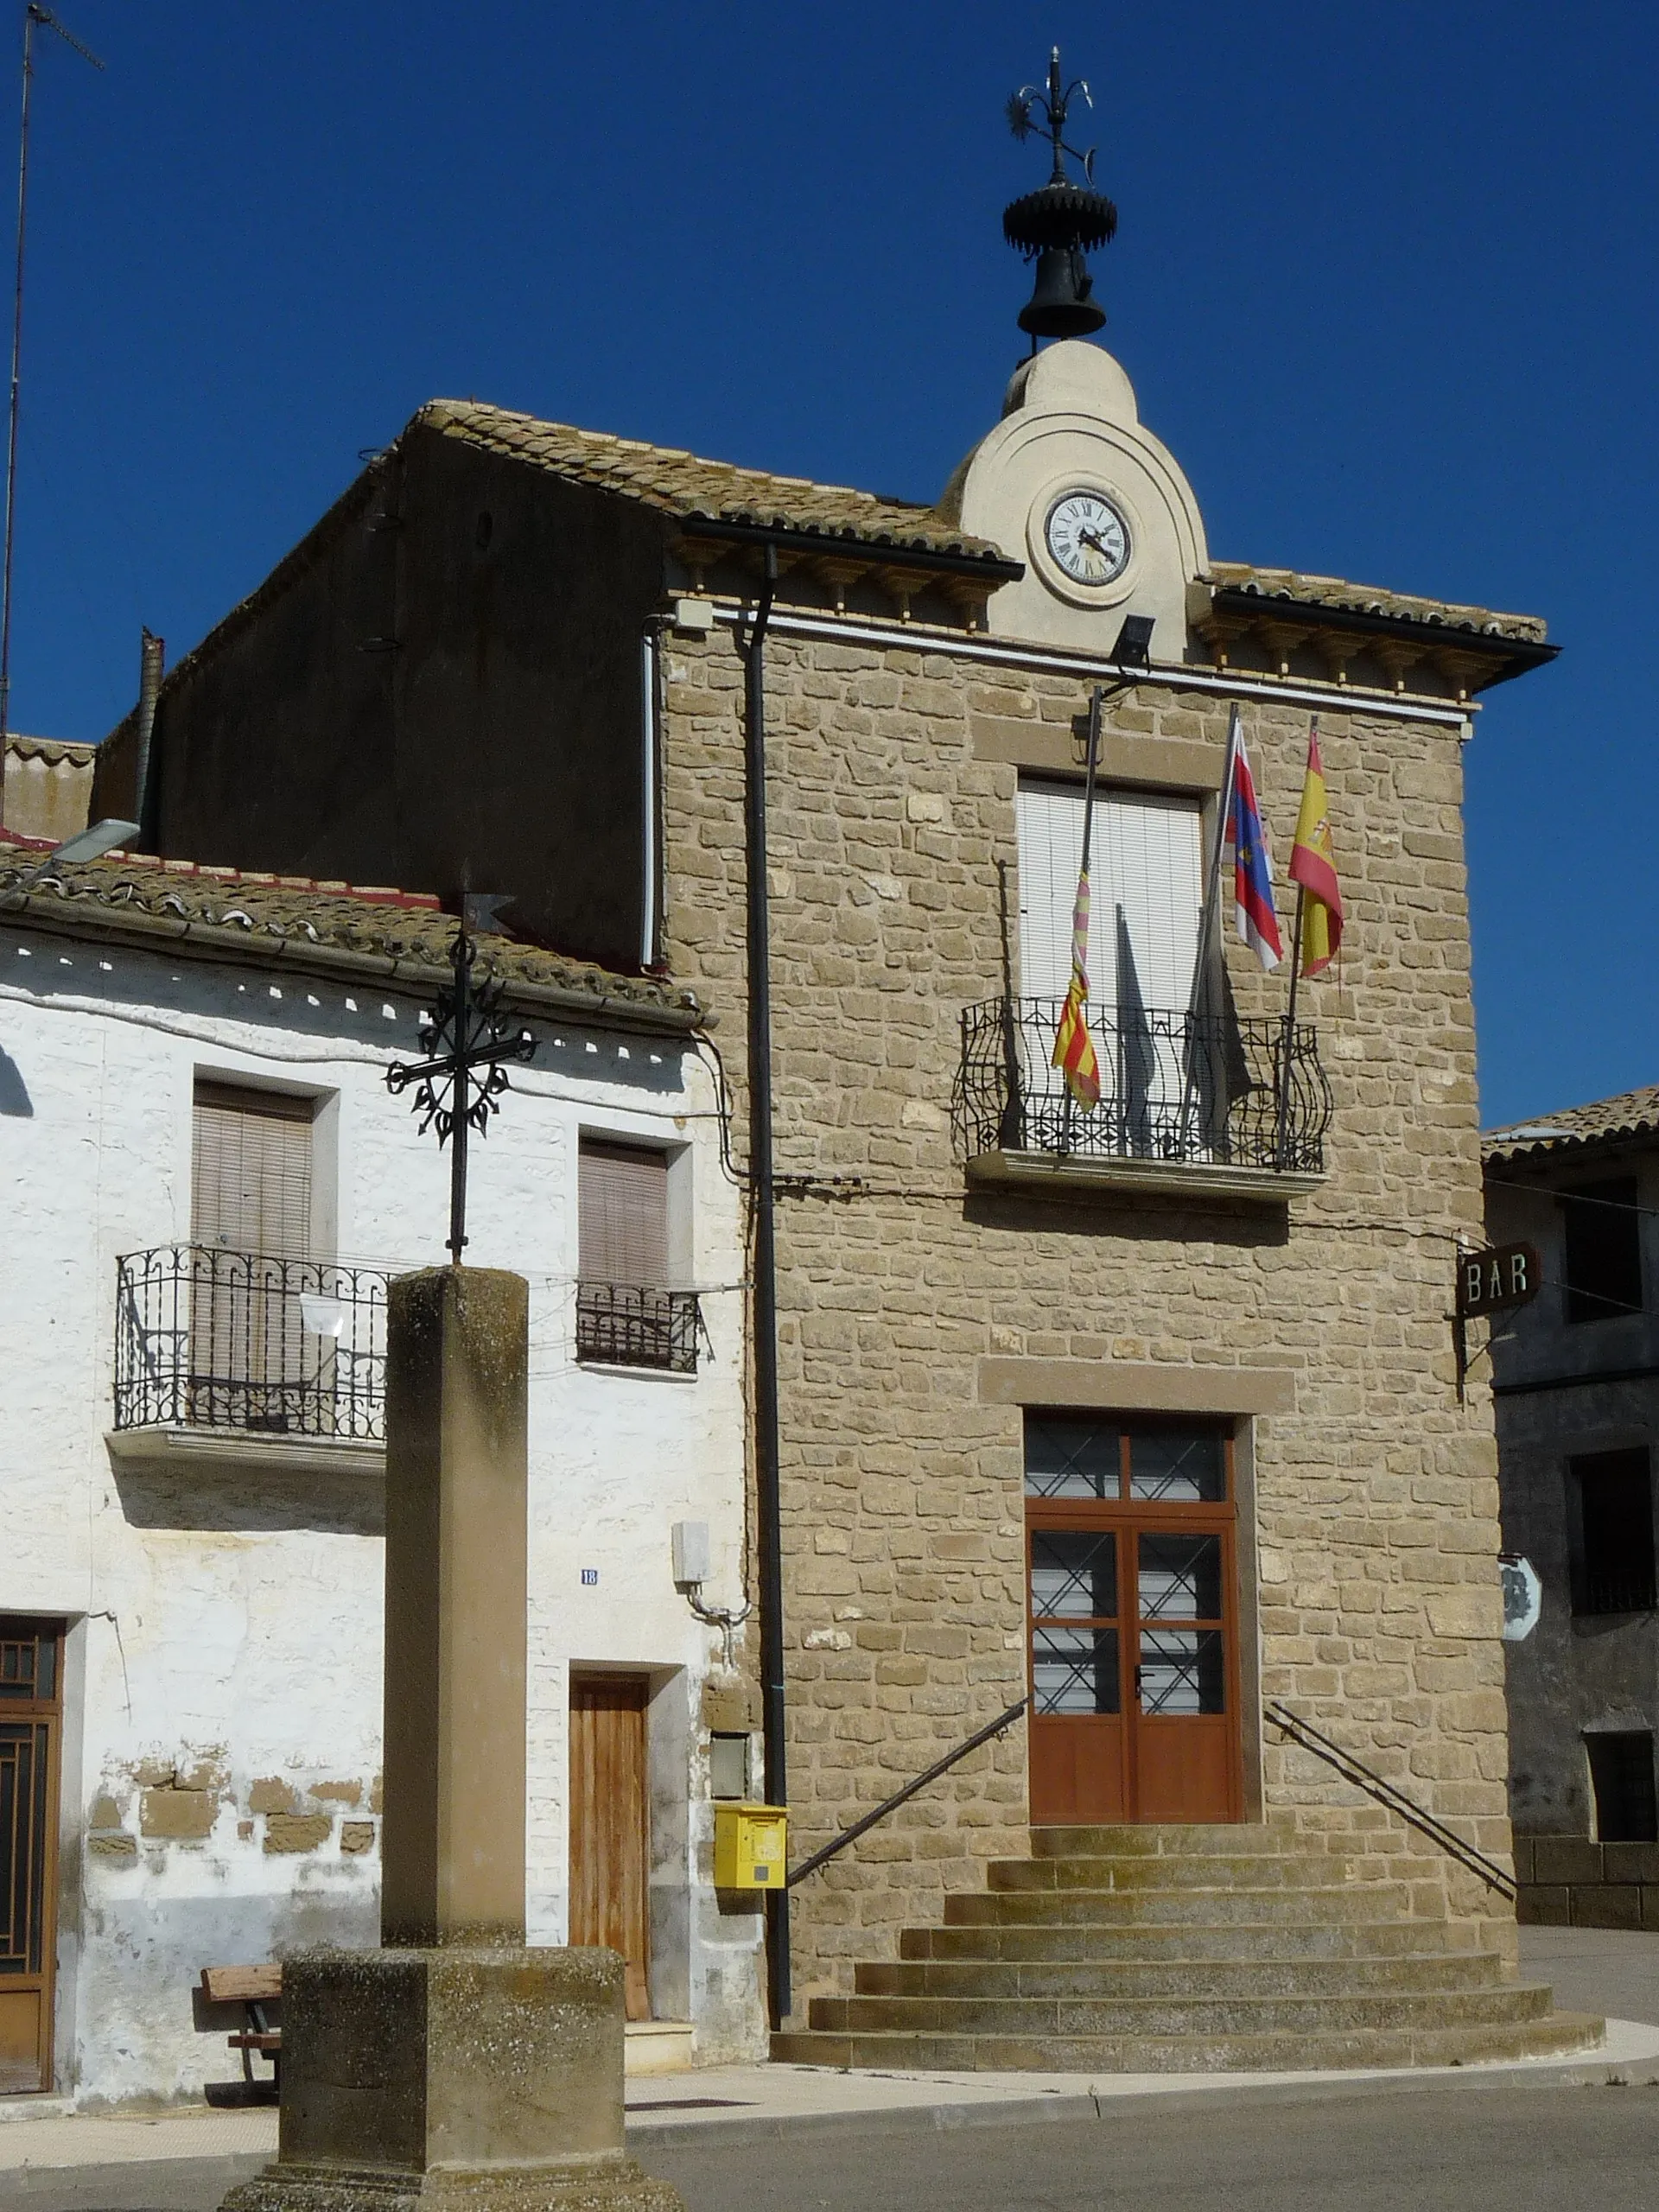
[714,1802,788,1890]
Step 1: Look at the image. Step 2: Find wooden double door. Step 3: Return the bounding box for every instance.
[568,1674,652,2021]
[1025,1416,1243,1827]
[0,1621,61,2095]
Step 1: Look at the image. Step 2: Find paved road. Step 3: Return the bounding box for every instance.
[1519,1924,1659,2025]
[1,1931,1652,2212]
[4,2080,1659,2212]
[645,2079,1659,2212]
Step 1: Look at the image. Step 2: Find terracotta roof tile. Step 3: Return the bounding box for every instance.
[0,841,697,1023]
[1483,1086,1659,1165]
[3,732,94,766]
[418,399,1012,568]
[1206,561,1548,647]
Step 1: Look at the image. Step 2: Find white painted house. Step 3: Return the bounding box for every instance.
[0,839,761,2107]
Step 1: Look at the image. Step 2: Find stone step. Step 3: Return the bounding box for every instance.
[946,1883,1413,1928]
[988,1853,1352,1891]
[1029,1824,1306,1859]
[806,1982,1555,2039]
[855,1952,1511,2000]
[771,2012,1605,2075]
[903,1919,1486,1965]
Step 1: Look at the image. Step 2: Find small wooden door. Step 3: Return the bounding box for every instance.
[0,1621,61,2094]
[1026,1417,1242,1827]
[568,1674,652,2021]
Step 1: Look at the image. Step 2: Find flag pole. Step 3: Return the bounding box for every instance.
[1059,685,1103,1152]
[1274,887,1306,1167]
[1079,683,1103,870]
[1177,704,1242,1148]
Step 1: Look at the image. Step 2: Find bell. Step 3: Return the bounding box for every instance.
[1017,245,1106,340]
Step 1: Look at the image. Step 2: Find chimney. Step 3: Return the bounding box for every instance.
[131,627,164,846]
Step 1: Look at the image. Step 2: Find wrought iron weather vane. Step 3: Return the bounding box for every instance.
[1003,47,1117,342]
[385,925,536,1264]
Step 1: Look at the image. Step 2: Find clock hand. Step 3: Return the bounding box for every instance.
[1078,529,1109,554]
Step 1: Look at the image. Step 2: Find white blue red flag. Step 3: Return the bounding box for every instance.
[1225,728,1283,969]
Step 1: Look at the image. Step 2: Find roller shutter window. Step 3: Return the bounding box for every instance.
[579,1141,669,1289]
[1015,779,1204,1011]
[191,1082,315,1258]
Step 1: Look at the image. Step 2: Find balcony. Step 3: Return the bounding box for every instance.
[953,998,1332,1201]
[112,1245,388,1471]
[575,1282,701,1376]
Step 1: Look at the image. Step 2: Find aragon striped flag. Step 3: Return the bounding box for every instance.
[1289,728,1344,976]
[1050,868,1102,1109]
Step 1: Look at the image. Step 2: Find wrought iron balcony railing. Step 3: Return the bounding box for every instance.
[114,1245,389,1441]
[575,1282,701,1376]
[953,997,1333,1176]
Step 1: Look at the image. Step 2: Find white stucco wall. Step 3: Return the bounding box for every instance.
[0,915,761,2105]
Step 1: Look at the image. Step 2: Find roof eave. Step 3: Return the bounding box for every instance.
[1207,585,1558,691]
[676,513,1025,584]
[0,886,703,1037]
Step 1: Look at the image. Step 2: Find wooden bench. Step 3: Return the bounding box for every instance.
[200,1964,281,2095]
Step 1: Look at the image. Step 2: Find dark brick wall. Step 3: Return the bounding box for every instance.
[1515,1834,1659,1928]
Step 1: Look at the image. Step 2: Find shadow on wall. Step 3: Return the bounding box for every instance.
[0,1046,32,1116]
[963,1186,1293,1251]
[111,1460,385,1539]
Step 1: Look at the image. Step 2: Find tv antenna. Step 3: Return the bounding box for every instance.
[0,3,103,766]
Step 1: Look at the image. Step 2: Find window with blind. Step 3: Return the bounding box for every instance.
[579,1141,670,1288]
[1016,779,1203,1011]
[191,1082,315,1257]
[575,1141,696,1373]
[188,1083,320,1423]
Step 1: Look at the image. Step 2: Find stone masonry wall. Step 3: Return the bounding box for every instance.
[659,621,1515,2014]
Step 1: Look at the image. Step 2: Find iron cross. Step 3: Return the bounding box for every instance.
[385,925,536,1263]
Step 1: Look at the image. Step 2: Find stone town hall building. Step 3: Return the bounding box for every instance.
[82,321,1598,2068]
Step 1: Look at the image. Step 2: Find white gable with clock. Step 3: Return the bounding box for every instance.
[944,338,1209,659]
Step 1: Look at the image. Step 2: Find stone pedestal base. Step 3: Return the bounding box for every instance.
[220,1948,681,2212]
[223,2158,682,2212]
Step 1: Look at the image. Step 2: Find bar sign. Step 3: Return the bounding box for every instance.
[1457,1242,1540,1319]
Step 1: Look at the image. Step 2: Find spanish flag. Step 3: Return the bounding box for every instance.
[1051,869,1102,1108]
[1288,728,1343,977]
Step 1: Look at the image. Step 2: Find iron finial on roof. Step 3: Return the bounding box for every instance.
[1003,46,1116,344]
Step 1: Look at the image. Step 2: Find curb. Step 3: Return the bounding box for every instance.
[626,2044,1659,2152]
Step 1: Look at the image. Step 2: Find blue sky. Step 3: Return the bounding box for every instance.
[3,2,1651,1124]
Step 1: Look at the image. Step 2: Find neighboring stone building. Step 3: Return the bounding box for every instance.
[0,837,756,2103]
[1484,1090,1659,1928]
[79,330,1598,2068]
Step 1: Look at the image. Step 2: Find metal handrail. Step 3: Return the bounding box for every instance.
[787,1696,1029,1888]
[1265,1699,1516,1902]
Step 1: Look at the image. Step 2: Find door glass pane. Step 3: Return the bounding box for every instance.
[1025,1415,1120,1499]
[1030,1530,1117,1619]
[1138,1630,1226,1715]
[1128,1429,1226,1503]
[1138,1533,1223,1621]
[1033,1629,1121,1715]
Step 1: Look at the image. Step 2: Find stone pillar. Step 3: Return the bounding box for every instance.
[222,1268,681,2212]
[381,1267,529,1948]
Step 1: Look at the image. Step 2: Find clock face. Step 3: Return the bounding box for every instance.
[1045,490,1131,588]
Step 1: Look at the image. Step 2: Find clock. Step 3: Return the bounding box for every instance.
[1044,489,1131,588]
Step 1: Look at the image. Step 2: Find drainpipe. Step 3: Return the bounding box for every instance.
[741,543,787,2027]
[131,627,163,848]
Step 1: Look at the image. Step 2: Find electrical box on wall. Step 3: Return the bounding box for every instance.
[671,1520,711,1586]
